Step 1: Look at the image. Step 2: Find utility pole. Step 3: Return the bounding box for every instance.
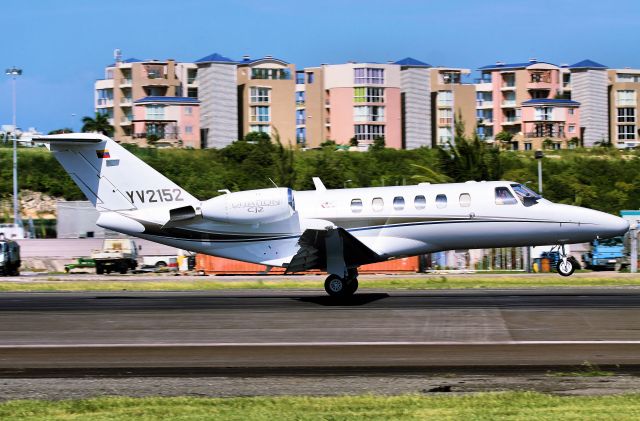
[535,150,544,193]
[5,67,22,228]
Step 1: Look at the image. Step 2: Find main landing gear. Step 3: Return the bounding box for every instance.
[555,245,579,277]
[324,269,359,298]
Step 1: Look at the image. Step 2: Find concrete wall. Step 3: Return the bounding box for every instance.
[400,67,431,149]
[571,69,609,147]
[198,63,238,148]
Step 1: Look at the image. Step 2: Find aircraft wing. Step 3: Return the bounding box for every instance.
[285,227,382,274]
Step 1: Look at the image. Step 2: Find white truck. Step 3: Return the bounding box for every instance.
[0,239,21,276]
[91,239,138,274]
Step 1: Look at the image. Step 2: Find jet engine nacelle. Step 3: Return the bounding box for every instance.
[201,187,296,225]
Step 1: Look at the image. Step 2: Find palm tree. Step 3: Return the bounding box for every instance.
[81,113,113,136]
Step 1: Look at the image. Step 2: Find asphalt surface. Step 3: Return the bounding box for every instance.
[0,289,639,372]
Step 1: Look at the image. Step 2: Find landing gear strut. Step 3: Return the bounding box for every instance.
[324,269,358,298]
[555,245,579,277]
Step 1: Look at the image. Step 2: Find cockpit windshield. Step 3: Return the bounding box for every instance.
[510,184,542,206]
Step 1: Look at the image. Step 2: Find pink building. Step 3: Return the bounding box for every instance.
[521,99,580,149]
[475,59,578,149]
[300,63,402,149]
[132,97,201,148]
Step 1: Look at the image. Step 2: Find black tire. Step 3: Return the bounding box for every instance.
[96,264,104,275]
[346,278,359,295]
[324,275,346,297]
[155,261,167,269]
[119,263,128,274]
[557,258,576,277]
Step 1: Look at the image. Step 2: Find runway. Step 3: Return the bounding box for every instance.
[1,288,640,372]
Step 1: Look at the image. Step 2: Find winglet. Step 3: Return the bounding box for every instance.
[312,177,326,191]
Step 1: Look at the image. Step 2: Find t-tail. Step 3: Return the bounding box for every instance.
[38,133,199,234]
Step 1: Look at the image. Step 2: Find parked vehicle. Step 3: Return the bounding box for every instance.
[64,257,96,273]
[0,239,20,276]
[141,255,178,271]
[582,237,626,270]
[91,239,138,274]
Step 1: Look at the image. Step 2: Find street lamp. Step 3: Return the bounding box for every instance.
[5,66,22,228]
[534,150,544,193]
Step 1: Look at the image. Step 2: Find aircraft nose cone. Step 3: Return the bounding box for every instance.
[599,214,629,239]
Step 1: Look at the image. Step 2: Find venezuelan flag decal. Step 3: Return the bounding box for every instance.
[96,149,111,159]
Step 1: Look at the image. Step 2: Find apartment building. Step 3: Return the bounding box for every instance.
[568,60,609,148]
[298,62,402,149]
[194,53,238,149]
[95,58,183,143]
[608,67,640,148]
[237,56,296,143]
[474,59,579,149]
[396,57,432,149]
[132,97,200,148]
[430,67,475,146]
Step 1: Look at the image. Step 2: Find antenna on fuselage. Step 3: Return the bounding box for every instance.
[268,178,279,188]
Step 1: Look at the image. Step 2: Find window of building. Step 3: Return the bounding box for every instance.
[616,90,636,106]
[568,124,575,133]
[353,106,385,122]
[253,68,292,80]
[524,143,532,151]
[296,109,305,125]
[495,187,518,205]
[617,73,640,83]
[145,105,165,120]
[250,87,270,103]
[184,106,192,116]
[618,108,636,123]
[438,127,453,144]
[618,125,636,140]
[354,87,385,103]
[354,68,385,84]
[414,195,426,210]
[552,142,561,150]
[535,107,553,121]
[187,68,197,84]
[354,124,385,141]
[439,108,453,125]
[250,125,271,134]
[568,108,575,115]
[437,91,453,107]
[296,91,305,105]
[146,66,164,79]
[185,126,193,134]
[250,106,270,122]
[296,127,306,143]
[295,71,305,84]
[435,194,447,209]
[372,197,384,212]
[307,72,315,84]
[187,87,198,98]
[459,193,471,207]
[393,196,405,211]
[351,198,363,213]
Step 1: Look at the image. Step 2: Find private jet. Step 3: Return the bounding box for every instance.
[40,133,629,297]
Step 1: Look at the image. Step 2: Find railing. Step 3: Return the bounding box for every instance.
[616,99,636,106]
[501,100,516,107]
[120,117,132,124]
[296,101,305,106]
[120,78,132,85]
[133,132,179,140]
[524,131,566,139]
[477,118,492,124]
[503,116,519,122]
[438,136,453,143]
[296,119,305,125]
[438,118,453,125]
[474,78,492,84]
[437,100,453,107]
[120,97,132,105]
[501,82,515,88]
[476,100,493,107]
[97,99,113,106]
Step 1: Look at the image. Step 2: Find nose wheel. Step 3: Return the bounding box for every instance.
[555,245,579,277]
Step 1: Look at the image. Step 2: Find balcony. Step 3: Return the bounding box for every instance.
[524,131,566,139]
[616,99,637,107]
[527,81,552,91]
[96,98,113,107]
[134,132,180,140]
[477,118,493,125]
[120,78,132,86]
[476,100,493,108]
[438,136,453,143]
[474,77,492,84]
[501,117,520,125]
[120,117,132,125]
[438,118,453,126]
[296,119,305,125]
[120,97,132,106]
[501,100,516,107]
[501,83,516,90]
[437,100,453,108]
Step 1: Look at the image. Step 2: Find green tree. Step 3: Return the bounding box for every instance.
[320,139,337,148]
[494,131,514,149]
[542,138,554,150]
[369,136,386,151]
[272,129,296,188]
[349,137,358,147]
[81,113,114,136]
[437,119,502,182]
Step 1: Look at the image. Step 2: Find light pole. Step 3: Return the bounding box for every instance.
[534,150,544,193]
[70,113,76,132]
[5,66,22,227]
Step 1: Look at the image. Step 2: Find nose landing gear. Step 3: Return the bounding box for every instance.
[555,245,579,277]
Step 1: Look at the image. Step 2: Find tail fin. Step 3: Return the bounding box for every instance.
[39,133,197,212]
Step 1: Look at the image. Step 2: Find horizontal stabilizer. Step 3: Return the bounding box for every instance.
[33,133,107,144]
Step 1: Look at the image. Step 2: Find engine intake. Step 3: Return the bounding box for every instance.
[201,188,295,225]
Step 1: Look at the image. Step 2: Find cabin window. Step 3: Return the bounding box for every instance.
[459,193,471,207]
[495,187,518,205]
[351,198,363,213]
[414,195,426,210]
[372,197,384,212]
[435,194,447,209]
[393,196,405,211]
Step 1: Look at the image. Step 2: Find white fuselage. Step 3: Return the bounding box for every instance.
[126,181,629,267]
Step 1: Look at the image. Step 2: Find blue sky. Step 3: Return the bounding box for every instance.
[1,0,639,133]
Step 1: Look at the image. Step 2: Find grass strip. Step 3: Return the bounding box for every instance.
[1,275,640,292]
[1,392,639,420]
